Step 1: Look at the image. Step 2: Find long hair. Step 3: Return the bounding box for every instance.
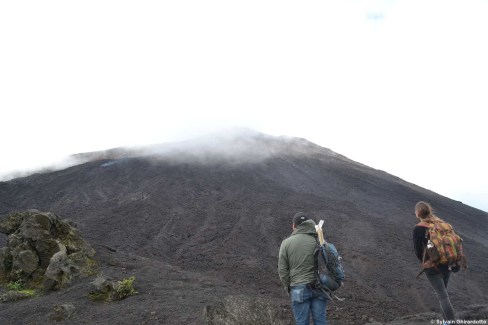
[415,201,444,223]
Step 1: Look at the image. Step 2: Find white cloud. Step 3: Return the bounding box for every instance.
[0,0,486,211]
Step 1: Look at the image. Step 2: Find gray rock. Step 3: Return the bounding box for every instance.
[11,242,38,275]
[88,275,116,302]
[12,249,39,275]
[44,246,78,290]
[19,212,51,240]
[35,238,61,269]
[0,290,34,302]
[50,303,76,322]
[7,233,22,248]
[91,275,116,294]
[0,212,25,235]
[89,275,137,302]
[0,210,95,291]
[0,247,11,273]
[203,295,284,325]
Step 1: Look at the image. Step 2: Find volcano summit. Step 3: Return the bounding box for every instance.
[0,131,486,324]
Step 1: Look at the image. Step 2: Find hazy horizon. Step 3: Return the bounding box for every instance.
[0,128,487,213]
[1,1,487,212]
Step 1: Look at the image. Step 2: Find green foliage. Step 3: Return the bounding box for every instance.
[84,257,98,276]
[113,276,137,300]
[7,280,24,291]
[0,289,37,302]
[88,291,109,302]
[10,269,24,282]
[1,280,37,301]
[17,289,36,298]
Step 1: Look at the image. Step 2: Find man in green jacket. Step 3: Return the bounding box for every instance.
[278,212,328,325]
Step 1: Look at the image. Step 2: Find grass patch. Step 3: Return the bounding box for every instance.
[17,289,37,298]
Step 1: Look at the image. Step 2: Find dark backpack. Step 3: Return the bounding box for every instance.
[313,237,345,298]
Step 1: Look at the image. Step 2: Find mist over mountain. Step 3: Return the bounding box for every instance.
[0,130,486,324]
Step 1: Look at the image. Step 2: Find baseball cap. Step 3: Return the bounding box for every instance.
[293,212,309,226]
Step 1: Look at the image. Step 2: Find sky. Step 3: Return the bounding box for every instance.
[0,0,487,212]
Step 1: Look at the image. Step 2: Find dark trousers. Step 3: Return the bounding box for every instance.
[426,268,455,321]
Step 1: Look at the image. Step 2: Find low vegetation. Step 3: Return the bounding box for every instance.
[113,276,137,300]
[1,279,37,302]
[89,275,137,302]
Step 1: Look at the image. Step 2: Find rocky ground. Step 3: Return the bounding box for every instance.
[0,132,486,324]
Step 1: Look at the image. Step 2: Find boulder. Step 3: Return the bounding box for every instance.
[44,246,78,291]
[89,275,137,302]
[35,238,61,269]
[0,290,34,302]
[50,303,76,322]
[12,248,39,275]
[0,212,25,235]
[89,275,117,302]
[203,295,285,325]
[0,210,95,291]
[19,213,51,240]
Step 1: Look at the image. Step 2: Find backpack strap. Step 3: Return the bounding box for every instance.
[316,237,329,265]
[309,235,346,302]
[415,223,440,278]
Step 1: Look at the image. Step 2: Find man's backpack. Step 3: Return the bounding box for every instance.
[416,220,467,277]
[313,239,345,297]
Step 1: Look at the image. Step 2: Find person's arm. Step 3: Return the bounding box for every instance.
[278,241,290,290]
[413,226,427,261]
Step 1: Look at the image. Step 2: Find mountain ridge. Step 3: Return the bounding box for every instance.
[0,132,486,324]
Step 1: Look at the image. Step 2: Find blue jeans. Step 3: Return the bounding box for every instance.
[290,284,328,325]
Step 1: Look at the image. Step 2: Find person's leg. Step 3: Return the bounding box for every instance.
[426,272,455,321]
[442,270,451,288]
[291,285,312,325]
[310,290,328,325]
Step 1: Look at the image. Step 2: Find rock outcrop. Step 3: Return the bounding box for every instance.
[0,210,95,291]
[50,303,76,322]
[88,274,137,302]
[203,295,288,324]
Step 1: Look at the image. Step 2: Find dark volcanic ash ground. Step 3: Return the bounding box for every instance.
[0,132,487,324]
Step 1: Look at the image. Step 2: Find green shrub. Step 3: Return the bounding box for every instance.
[113,276,137,300]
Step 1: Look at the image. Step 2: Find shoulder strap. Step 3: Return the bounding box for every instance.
[313,236,329,264]
[416,221,433,228]
[415,223,440,279]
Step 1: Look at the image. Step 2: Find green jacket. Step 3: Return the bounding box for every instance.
[278,219,317,288]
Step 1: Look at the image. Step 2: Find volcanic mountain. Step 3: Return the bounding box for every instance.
[0,130,487,324]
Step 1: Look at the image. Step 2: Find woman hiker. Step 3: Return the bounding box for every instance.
[413,201,456,321]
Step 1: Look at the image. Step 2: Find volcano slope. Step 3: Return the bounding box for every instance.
[0,132,487,324]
